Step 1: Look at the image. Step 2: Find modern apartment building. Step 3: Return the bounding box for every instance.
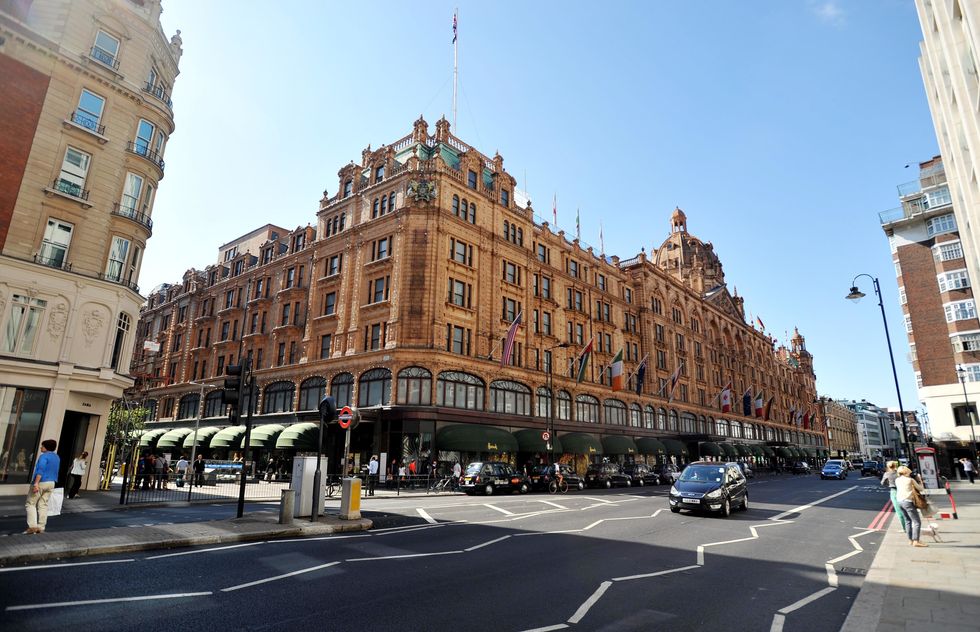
[822,398,860,458]
[842,400,903,459]
[0,0,180,495]
[880,156,979,469]
[129,116,826,478]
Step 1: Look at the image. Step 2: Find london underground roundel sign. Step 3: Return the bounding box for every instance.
[338,406,354,429]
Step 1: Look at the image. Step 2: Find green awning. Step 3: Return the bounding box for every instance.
[749,445,764,457]
[601,435,638,455]
[156,428,194,449]
[513,428,562,454]
[804,447,817,457]
[662,439,689,457]
[635,437,666,456]
[275,422,321,450]
[719,443,738,458]
[776,447,794,459]
[734,444,752,457]
[560,432,603,456]
[821,449,829,457]
[436,424,519,454]
[210,425,247,448]
[699,441,723,457]
[182,426,223,448]
[138,428,169,448]
[244,424,287,448]
[761,445,775,457]
[791,446,805,458]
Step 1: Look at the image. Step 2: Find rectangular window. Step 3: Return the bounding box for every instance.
[104,236,131,282]
[372,276,390,303]
[542,311,552,335]
[92,30,120,67]
[277,342,286,366]
[467,170,477,189]
[320,334,332,359]
[120,172,144,214]
[927,213,957,236]
[597,274,606,291]
[372,237,391,261]
[447,324,471,355]
[324,292,337,316]
[134,119,155,155]
[501,189,509,207]
[448,278,470,308]
[537,244,549,264]
[280,303,291,326]
[938,269,971,292]
[369,323,382,350]
[655,324,664,342]
[945,300,977,322]
[289,341,298,364]
[38,219,73,268]
[327,254,342,276]
[57,147,90,197]
[575,323,584,344]
[3,295,47,354]
[503,261,520,285]
[652,297,662,314]
[540,276,552,299]
[502,297,520,322]
[450,238,473,266]
[568,259,580,278]
[953,332,980,352]
[624,288,632,303]
[934,240,964,261]
[75,89,105,132]
[285,268,295,288]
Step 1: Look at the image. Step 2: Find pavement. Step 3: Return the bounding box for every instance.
[841,481,980,632]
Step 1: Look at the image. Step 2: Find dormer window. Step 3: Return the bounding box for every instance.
[501,189,509,207]
[375,165,385,182]
[343,180,353,198]
[467,170,477,189]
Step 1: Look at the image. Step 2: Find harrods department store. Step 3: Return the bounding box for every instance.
[130,117,826,475]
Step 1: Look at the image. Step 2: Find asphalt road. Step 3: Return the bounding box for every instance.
[0,475,894,632]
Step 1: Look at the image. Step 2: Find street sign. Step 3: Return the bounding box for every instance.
[541,431,551,442]
[338,405,353,429]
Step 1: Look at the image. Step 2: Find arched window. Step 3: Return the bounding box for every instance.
[203,391,224,418]
[241,383,258,416]
[536,387,552,418]
[600,399,625,425]
[388,191,395,212]
[469,202,476,223]
[452,195,460,216]
[436,371,484,410]
[503,220,510,239]
[557,390,571,421]
[331,372,354,408]
[657,407,667,430]
[358,368,391,407]
[380,195,387,215]
[575,394,600,423]
[176,393,200,420]
[461,198,469,221]
[490,380,531,415]
[299,376,327,411]
[263,381,295,414]
[708,417,716,436]
[766,426,775,442]
[339,212,346,231]
[110,313,131,370]
[731,420,742,439]
[717,419,730,436]
[372,198,380,218]
[668,409,679,431]
[680,412,696,433]
[630,403,642,428]
[397,367,431,405]
[644,405,656,429]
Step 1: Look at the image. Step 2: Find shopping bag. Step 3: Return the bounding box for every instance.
[47,487,64,517]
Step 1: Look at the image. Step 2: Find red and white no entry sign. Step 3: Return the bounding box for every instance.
[541,431,551,442]
[338,405,353,429]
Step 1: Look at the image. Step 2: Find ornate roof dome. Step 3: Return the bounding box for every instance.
[655,208,726,294]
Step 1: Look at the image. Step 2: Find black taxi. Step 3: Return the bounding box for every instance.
[668,461,748,517]
[460,462,529,496]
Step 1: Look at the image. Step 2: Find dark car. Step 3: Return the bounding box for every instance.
[861,461,881,476]
[528,464,585,491]
[585,463,632,489]
[850,459,865,471]
[820,461,848,480]
[668,461,748,517]
[460,462,529,496]
[622,463,660,486]
[653,463,681,484]
[790,461,811,474]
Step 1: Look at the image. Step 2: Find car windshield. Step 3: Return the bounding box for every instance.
[464,463,483,475]
[531,465,551,475]
[679,465,724,483]
[824,464,840,469]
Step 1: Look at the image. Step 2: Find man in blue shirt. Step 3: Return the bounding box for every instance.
[25,439,59,534]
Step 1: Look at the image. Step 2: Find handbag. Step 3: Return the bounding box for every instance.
[47,487,64,517]
[910,486,928,510]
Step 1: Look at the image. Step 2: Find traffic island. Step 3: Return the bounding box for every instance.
[0,510,372,566]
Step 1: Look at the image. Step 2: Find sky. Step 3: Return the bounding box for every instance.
[150,0,935,414]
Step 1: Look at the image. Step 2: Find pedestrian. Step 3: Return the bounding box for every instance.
[408,459,417,488]
[265,457,277,481]
[367,455,378,496]
[961,457,976,484]
[68,451,88,499]
[895,465,928,548]
[880,461,906,532]
[452,460,462,482]
[154,453,168,489]
[175,455,188,486]
[25,439,60,534]
[193,454,206,487]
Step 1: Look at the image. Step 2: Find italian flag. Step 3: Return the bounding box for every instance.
[754,391,764,417]
[610,349,624,391]
[576,338,594,383]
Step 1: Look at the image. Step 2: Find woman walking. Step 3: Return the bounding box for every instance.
[880,461,906,532]
[68,451,88,499]
[895,465,928,548]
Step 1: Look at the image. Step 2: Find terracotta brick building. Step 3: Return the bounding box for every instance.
[131,117,824,477]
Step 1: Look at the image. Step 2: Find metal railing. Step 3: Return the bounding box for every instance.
[122,466,294,505]
[112,203,154,231]
[33,253,71,270]
[90,47,119,70]
[142,82,173,109]
[126,141,166,171]
[52,178,89,200]
[69,111,105,135]
[99,271,140,293]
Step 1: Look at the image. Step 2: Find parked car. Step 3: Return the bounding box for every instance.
[789,461,811,474]
[850,459,865,471]
[820,461,848,480]
[585,463,632,488]
[736,462,755,479]
[861,460,882,476]
[668,461,748,517]
[653,463,682,483]
[528,464,585,491]
[622,463,661,486]
[460,462,529,495]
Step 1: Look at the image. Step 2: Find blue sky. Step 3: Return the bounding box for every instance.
[151,1,934,413]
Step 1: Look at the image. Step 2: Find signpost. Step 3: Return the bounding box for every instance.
[541,431,551,442]
[339,406,353,477]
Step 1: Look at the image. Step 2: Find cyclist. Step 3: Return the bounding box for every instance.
[552,461,564,488]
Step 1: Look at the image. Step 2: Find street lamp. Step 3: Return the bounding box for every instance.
[955,366,979,466]
[547,342,569,467]
[845,274,912,463]
[187,380,217,501]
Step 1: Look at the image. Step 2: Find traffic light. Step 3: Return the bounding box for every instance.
[224,364,243,410]
[318,396,337,424]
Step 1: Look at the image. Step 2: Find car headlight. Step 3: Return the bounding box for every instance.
[705,489,722,499]
[670,485,679,496]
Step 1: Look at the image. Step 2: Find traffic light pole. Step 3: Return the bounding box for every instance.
[313,396,337,522]
[236,358,254,519]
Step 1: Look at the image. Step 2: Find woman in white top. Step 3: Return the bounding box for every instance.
[895,465,927,547]
[68,451,88,499]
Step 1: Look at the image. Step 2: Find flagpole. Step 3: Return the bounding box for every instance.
[452,8,458,130]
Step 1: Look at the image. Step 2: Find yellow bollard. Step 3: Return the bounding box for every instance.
[340,477,362,520]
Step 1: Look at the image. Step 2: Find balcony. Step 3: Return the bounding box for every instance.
[99,271,139,293]
[273,320,306,334]
[89,46,119,70]
[112,203,154,232]
[142,82,173,110]
[33,253,72,271]
[45,178,92,208]
[126,141,165,174]
[63,112,108,142]
[216,303,244,317]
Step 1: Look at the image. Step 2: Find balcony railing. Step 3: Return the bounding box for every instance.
[52,178,89,200]
[112,203,154,231]
[126,141,165,172]
[142,82,173,109]
[33,253,71,270]
[90,47,119,70]
[69,111,105,135]
[897,180,921,197]
[99,272,140,293]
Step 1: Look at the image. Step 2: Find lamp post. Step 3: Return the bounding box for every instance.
[547,342,569,466]
[845,275,912,463]
[186,380,217,502]
[955,366,979,466]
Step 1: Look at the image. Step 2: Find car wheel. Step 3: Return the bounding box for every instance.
[604,479,612,489]
[578,481,585,491]
[484,484,494,496]
[741,495,749,512]
[626,479,632,488]
[720,498,731,518]
[637,479,644,487]
[519,482,529,494]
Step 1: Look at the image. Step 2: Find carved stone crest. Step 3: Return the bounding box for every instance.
[82,308,106,347]
[407,179,437,203]
[47,301,69,341]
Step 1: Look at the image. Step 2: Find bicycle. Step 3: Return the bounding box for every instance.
[428,476,457,494]
[548,476,568,494]
[325,476,341,498]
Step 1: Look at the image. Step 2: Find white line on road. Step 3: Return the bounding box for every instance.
[580,496,613,504]
[417,508,438,523]
[536,500,567,510]
[778,586,837,614]
[464,535,511,552]
[221,562,340,592]
[0,558,135,573]
[568,581,612,624]
[520,625,569,632]
[770,486,858,521]
[345,550,462,562]
[263,534,372,544]
[612,564,700,582]
[146,542,263,559]
[770,613,785,632]
[483,503,514,516]
[6,592,212,611]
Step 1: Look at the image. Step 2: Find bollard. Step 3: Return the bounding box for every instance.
[339,477,362,520]
[279,488,295,524]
